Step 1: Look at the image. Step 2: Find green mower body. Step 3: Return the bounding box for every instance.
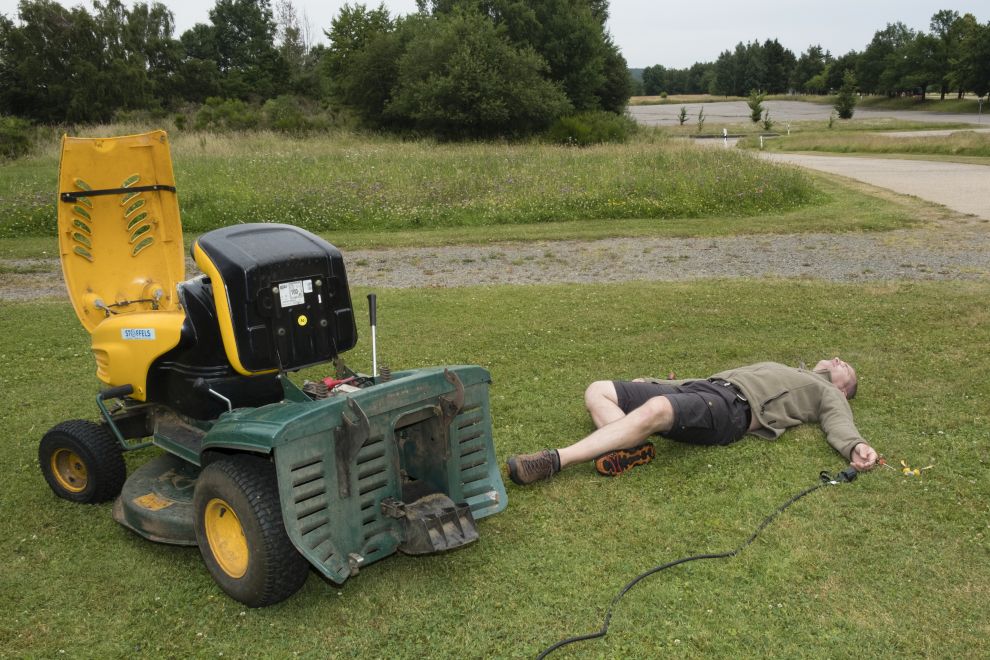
[112,366,506,585]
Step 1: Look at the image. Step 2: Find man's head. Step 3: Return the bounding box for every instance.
[815,357,857,399]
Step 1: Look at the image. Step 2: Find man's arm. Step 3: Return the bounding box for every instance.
[818,386,877,470]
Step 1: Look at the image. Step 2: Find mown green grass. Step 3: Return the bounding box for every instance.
[2,280,988,657]
[784,117,976,133]
[660,118,975,141]
[762,95,983,114]
[857,95,984,113]
[1,130,827,238]
[629,94,747,105]
[741,129,990,160]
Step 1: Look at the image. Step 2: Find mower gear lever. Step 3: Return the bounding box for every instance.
[193,378,232,412]
[368,293,378,379]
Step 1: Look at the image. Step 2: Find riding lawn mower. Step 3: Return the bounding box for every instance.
[40,130,507,607]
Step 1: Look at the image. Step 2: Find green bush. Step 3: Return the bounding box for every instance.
[385,10,573,139]
[0,116,35,160]
[261,95,307,132]
[747,89,766,123]
[261,95,336,133]
[194,98,262,131]
[112,108,169,124]
[547,111,637,146]
[834,71,858,120]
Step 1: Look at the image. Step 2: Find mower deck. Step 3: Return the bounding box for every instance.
[112,453,199,545]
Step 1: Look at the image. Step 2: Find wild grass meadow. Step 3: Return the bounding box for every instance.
[2,129,826,238]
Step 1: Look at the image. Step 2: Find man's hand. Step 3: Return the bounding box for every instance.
[850,443,878,471]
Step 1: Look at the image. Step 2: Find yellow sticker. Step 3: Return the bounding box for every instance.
[133,493,175,511]
[297,314,308,327]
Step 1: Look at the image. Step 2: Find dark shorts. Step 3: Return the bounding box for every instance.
[612,379,751,446]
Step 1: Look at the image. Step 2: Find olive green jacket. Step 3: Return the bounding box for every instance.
[653,362,865,459]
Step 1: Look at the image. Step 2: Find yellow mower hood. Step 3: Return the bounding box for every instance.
[58,131,186,399]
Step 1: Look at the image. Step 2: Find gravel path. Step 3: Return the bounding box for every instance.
[343,228,990,287]
[4,217,989,301]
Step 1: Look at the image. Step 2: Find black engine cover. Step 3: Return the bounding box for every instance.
[194,223,357,373]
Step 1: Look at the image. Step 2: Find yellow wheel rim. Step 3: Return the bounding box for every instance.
[204,498,249,578]
[50,449,88,493]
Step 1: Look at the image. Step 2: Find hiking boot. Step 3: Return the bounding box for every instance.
[594,442,656,477]
[507,449,560,485]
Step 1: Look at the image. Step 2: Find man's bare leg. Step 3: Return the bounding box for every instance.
[558,395,674,468]
[584,380,627,429]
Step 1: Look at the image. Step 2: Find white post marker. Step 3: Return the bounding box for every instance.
[760,135,764,149]
[722,127,727,146]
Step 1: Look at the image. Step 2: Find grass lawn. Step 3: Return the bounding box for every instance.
[2,280,988,657]
[629,94,747,106]
[856,95,984,113]
[743,129,990,161]
[657,118,976,143]
[766,95,984,114]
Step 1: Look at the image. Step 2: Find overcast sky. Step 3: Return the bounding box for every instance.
[1,0,987,69]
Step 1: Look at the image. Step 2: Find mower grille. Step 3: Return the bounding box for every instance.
[271,366,507,585]
[289,456,342,569]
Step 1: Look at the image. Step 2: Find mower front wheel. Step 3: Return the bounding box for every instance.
[39,420,126,503]
[193,455,309,607]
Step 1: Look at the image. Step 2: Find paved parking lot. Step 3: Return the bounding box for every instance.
[629,100,987,127]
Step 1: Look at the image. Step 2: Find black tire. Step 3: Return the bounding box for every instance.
[193,455,309,607]
[39,420,126,503]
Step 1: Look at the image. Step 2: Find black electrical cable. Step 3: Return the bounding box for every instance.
[536,468,858,659]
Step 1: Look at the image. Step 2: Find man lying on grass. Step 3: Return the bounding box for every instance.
[507,358,878,485]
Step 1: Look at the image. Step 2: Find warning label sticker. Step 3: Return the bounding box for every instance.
[279,281,306,308]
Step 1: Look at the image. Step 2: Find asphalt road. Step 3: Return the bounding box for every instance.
[762,153,990,221]
[628,100,988,127]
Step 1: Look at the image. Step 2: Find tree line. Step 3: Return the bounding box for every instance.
[640,10,990,100]
[0,0,629,138]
